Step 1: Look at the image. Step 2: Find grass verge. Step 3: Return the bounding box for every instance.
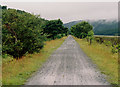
[2,36,67,85]
[73,36,118,85]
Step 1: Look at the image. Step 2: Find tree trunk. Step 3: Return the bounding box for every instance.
[86,38,89,42]
[90,39,92,45]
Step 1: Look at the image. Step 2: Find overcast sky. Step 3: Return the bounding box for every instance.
[1,2,118,23]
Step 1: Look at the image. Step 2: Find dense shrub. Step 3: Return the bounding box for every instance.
[111,44,120,54]
[2,7,46,58]
[111,45,118,54]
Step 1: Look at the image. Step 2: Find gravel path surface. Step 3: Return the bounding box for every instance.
[25,35,109,85]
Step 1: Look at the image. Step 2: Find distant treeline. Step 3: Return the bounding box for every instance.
[1,6,68,58]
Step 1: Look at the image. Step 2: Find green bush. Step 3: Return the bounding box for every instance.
[104,41,112,46]
[2,54,9,59]
[2,8,46,58]
[111,45,118,54]
[56,34,62,39]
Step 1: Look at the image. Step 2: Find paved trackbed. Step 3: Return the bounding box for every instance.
[26,35,109,85]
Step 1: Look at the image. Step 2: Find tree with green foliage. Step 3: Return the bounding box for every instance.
[63,27,69,36]
[2,6,68,58]
[86,30,94,45]
[71,21,93,39]
[2,8,46,58]
[42,19,68,39]
[2,6,7,9]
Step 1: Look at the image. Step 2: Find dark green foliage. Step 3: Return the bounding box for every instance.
[63,27,68,36]
[2,8,46,58]
[2,6,7,9]
[71,21,93,39]
[42,19,68,40]
[2,6,68,58]
[16,10,26,14]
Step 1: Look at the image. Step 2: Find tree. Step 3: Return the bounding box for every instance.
[2,6,7,9]
[86,30,94,45]
[42,19,67,39]
[63,27,68,36]
[71,21,93,39]
[2,8,46,58]
[2,6,68,58]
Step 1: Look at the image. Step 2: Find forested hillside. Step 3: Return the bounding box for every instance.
[64,20,118,36]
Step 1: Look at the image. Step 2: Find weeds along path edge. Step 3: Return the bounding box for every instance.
[2,36,68,85]
[73,36,118,85]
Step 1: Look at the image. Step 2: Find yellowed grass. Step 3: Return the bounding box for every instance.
[2,36,67,85]
[73,36,118,85]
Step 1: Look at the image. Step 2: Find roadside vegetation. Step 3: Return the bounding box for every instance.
[70,22,120,85]
[3,36,67,85]
[2,6,68,59]
[70,21,94,45]
[74,36,118,85]
[2,5,68,85]
[70,21,93,39]
[70,21,118,85]
[1,4,119,86]
[94,36,120,54]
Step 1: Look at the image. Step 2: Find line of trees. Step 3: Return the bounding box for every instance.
[42,19,68,40]
[2,6,68,58]
[70,21,94,44]
[70,21,120,54]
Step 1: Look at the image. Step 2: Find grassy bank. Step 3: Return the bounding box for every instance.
[2,36,67,85]
[73,36,118,85]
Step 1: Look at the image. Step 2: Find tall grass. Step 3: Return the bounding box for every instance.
[74,36,118,85]
[2,36,67,85]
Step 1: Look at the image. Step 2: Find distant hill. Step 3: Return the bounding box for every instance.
[63,20,82,29]
[63,20,118,36]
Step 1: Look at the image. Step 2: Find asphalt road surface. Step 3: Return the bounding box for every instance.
[26,35,109,85]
